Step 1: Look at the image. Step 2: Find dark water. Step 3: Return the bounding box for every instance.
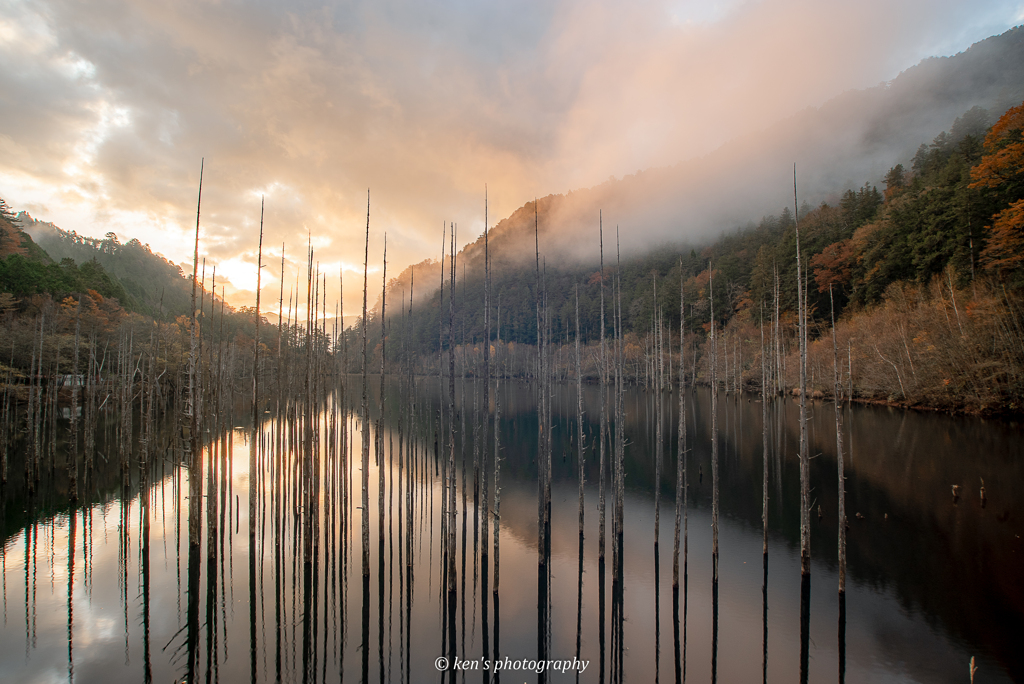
[1,381,1022,683]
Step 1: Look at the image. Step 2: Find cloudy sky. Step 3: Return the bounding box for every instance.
[1,0,1021,317]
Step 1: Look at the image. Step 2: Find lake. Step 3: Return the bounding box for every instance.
[1,379,1022,683]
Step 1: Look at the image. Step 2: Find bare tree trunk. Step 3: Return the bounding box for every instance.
[599,215,607,568]
[674,264,686,591]
[251,199,264,554]
[795,165,810,577]
[482,189,491,606]
[185,160,204,682]
[710,261,719,583]
[493,297,502,596]
[85,333,96,475]
[848,340,853,404]
[831,287,846,594]
[361,190,371,579]
[437,222,447,561]
[534,201,545,570]
[188,160,204,551]
[69,296,82,502]
[575,278,585,683]
[654,275,662,545]
[26,325,37,492]
[762,304,769,555]
[447,223,458,675]
[1,343,12,484]
[774,264,782,396]
[379,235,388,555]
[576,284,585,537]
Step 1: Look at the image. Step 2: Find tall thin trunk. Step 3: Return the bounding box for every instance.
[278,245,285,366]
[251,198,264,552]
[185,159,204,682]
[26,320,37,491]
[188,159,204,551]
[674,259,689,684]
[361,190,371,578]
[575,284,585,537]
[379,235,388,553]
[795,165,811,576]
[710,260,719,583]
[493,295,502,596]
[762,304,770,556]
[654,275,662,545]
[599,214,607,569]
[534,201,545,569]
[447,223,458,676]
[831,286,846,594]
[674,263,686,590]
[774,265,782,396]
[1,343,12,484]
[69,296,82,502]
[85,333,96,474]
[482,188,491,613]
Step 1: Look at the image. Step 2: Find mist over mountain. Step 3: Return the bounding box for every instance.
[7,26,1023,326]
[20,212,210,319]
[434,25,1024,280]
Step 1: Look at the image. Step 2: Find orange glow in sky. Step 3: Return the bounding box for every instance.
[1,0,1019,317]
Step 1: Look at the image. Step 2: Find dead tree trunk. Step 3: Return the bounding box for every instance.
[795,165,811,577]
[710,260,719,583]
[361,190,371,579]
[831,286,846,594]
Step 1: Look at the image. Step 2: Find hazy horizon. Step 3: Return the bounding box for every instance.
[1,0,1021,320]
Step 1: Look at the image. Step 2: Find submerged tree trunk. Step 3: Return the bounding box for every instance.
[832,287,847,594]
[188,160,204,552]
[710,260,719,583]
[796,165,811,577]
[361,191,371,579]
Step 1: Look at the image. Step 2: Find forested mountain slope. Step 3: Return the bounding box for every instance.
[22,216,197,319]
[388,26,1024,276]
[375,99,1024,413]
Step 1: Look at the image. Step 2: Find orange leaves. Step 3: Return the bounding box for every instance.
[966,101,1024,275]
[686,266,717,296]
[984,101,1024,147]
[810,239,855,293]
[970,102,1024,190]
[980,199,1024,272]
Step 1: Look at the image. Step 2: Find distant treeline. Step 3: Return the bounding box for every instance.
[2,101,1024,414]
[21,218,198,319]
[367,102,1024,412]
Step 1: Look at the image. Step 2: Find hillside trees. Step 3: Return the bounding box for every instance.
[0,210,27,259]
[25,218,197,318]
[971,102,1024,275]
[4,102,1024,412]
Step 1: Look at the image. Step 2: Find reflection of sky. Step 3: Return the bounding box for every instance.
[0,397,1018,683]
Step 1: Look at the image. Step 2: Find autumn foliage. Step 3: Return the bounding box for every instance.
[971,102,1024,273]
[969,102,1024,190]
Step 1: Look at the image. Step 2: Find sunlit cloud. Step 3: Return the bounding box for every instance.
[0,0,1019,313]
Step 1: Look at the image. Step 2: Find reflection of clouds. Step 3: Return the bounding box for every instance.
[78,612,120,646]
[1,0,1016,310]
[0,394,1016,683]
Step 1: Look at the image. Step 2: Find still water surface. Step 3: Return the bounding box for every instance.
[1,381,1022,683]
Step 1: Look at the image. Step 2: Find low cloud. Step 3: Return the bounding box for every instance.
[0,0,1018,311]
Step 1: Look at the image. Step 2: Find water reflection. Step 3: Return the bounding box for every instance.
[0,382,1022,683]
